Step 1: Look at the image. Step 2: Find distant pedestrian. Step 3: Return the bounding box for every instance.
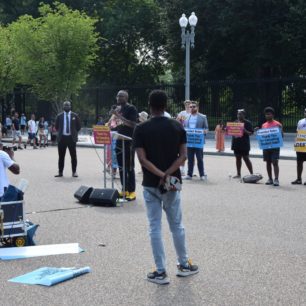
[260,107,283,186]
[26,114,38,149]
[55,101,81,177]
[5,115,12,136]
[38,117,47,148]
[12,112,23,150]
[231,110,254,178]
[292,108,306,185]
[20,113,27,135]
[215,120,225,152]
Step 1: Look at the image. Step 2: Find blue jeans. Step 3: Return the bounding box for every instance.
[143,187,189,273]
[187,147,204,177]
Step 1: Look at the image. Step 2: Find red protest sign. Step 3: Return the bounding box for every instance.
[93,125,111,144]
[226,122,244,137]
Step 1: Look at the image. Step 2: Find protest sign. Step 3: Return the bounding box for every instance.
[294,130,306,152]
[256,127,283,149]
[185,128,205,148]
[226,122,244,137]
[93,125,111,145]
[9,266,91,286]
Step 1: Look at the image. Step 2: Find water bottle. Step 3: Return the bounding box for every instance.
[17,178,29,192]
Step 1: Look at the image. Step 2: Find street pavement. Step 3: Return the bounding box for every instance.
[0,147,306,306]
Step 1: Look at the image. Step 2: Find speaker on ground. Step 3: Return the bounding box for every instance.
[74,186,93,204]
[89,188,119,207]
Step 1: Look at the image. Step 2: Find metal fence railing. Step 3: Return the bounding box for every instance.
[2,77,306,132]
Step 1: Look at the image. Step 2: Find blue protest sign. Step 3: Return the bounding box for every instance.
[185,128,205,148]
[256,127,283,149]
[9,266,91,286]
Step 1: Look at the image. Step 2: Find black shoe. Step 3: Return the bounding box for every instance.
[55,173,63,177]
[147,271,170,285]
[72,172,78,177]
[291,179,302,185]
[265,179,273,185]
[18,146,23,150]
[176,259,199,277]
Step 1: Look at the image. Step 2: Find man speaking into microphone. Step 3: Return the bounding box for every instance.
[55,101,81,178]
[111,90,138,201]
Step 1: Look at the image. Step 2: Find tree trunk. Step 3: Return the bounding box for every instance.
[52,101,63,118]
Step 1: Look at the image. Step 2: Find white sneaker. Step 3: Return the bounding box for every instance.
[183,175,192,180]
[200,175,207,181]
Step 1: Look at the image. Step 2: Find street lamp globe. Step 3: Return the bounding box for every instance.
[179,14,188,28]
[188,12,198,27]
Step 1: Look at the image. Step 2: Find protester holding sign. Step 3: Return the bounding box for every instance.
[292,108,306,185]
[260,107,283,186]
[230,109,254,178]
[183,101,208,180]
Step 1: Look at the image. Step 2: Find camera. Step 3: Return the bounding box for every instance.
[2,145,17,152]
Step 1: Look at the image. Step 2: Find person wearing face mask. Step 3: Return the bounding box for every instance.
[111,90,138,201]
[54,101,81,177]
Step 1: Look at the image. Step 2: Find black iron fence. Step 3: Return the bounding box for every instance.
[2,77,306,132]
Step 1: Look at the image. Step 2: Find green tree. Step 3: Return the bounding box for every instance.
[91,0,167,85]
[160,0,306,81]
[0,25,18,104]
[9,2,99,114]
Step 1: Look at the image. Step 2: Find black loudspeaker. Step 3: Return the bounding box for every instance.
[74,186,94,204]
[89,188,119,207]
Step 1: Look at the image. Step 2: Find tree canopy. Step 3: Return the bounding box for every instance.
[0,25,17,98]
[9,2,99,112]
[1,0,306,86]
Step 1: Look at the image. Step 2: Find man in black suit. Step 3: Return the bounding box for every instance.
[55,101,81,177]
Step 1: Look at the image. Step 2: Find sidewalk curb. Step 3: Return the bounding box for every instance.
[1,137,297,161]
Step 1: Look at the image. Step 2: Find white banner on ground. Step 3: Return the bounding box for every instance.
[0,243,83,260]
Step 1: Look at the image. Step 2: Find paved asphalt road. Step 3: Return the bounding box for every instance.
[0,147,306,306]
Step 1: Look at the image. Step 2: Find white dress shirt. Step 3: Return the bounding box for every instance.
[63,111,71,136]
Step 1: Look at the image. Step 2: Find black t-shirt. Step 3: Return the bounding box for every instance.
[12,118,20,131]
[231,119,253,152]
[133,117,187,187]
[117,104,138,138]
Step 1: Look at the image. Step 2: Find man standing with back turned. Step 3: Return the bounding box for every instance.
[55,101,81,178]
[134,90,199,285]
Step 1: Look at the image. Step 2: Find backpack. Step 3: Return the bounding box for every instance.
[242,174,263,184]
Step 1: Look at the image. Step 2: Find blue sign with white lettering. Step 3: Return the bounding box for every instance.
[256,127,283,149]
[185,128,205,148]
